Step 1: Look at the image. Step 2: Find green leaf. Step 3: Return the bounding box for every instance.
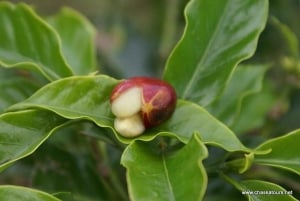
[254,129,300,175]
[121,134,208,201]
[231,80,275,134]
[270,17,298,58]
[163,0,268,106]
[47,7,97,75]
[155,100,249,152]
[223,175,297,201]
[0,110,67,171]
[224,152,254,174]
[8,75,248,151]
[0,185,61,201]
[239,180,297,201]
[8,75,118,129]
[51,192,74,201]
[207,65,268,126]
[0,2,73,81]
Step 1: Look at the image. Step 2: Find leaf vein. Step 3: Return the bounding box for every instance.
[182,1,229,99]
[162,154,176,201]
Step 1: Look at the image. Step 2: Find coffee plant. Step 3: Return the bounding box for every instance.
[0,0,299,200]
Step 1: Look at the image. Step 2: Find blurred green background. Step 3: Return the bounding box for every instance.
[3,0,189,79]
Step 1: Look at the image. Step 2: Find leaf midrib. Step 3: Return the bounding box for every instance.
[182,1,229,99]
[162,154,176,201]
[11,103,114,122]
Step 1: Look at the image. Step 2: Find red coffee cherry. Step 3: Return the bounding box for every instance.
[110,77,177,137]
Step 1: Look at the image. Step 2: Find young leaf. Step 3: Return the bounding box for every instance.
[207,65,268,127]
[163,0,268,106]
[0,2,73,81]
[254,129,300,175]
[224,153,254,174]
[0,185,61,201]
[121,134,208,201]
[47,7,97,75]
[0,110,67,171]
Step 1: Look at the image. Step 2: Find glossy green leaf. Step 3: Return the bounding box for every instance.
[207,65,268,126]
[0,2,73,81]
[239,180,297,201]
[8,75,248,151]
[254,129,300,175]
[163,0,268,106]
[47,7,97,75]
[8,75,118,128]
[121,134,208,201]
[0,185,61,201]
[0,110,67,171]
[155,100,249,152]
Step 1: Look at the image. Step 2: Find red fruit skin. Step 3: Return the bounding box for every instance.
[110,79,135,103]
[110,77,177,128]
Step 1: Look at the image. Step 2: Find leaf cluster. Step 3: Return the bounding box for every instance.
[0,0,299,201]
